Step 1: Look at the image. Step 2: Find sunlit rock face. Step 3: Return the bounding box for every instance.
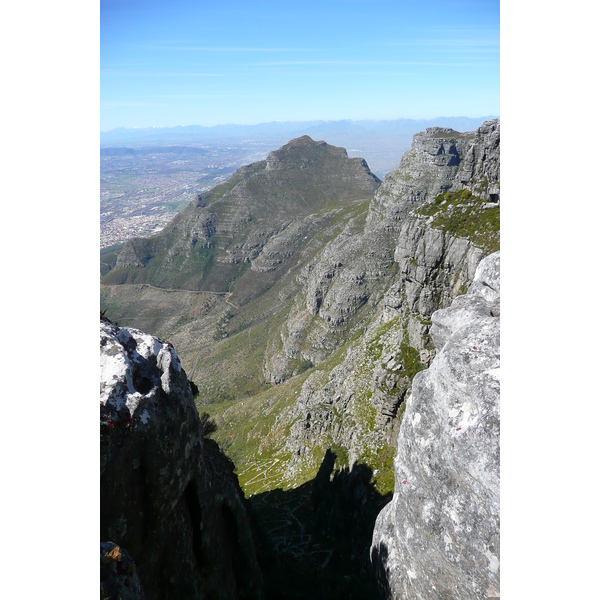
[371,252,500,600]
[100,319,264,600]
[271,123,499,485]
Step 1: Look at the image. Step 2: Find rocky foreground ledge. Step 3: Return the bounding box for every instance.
[100,320,263,600]
[371,251,500,599]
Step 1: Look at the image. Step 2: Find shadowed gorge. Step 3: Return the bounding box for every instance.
[250,449,390,600]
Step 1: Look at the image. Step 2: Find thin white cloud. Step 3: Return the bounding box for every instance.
[145,45,317,53]
[101,101,168,107]
[376,39,499,47]
[343,72,411,77]
[160,93,281,100]
[101,70,226,77]
[251,60,495,68]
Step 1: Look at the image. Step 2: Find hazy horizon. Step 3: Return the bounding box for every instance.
[100,114,499,135]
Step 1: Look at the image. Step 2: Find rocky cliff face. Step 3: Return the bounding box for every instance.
[100,319,264,600]
[271,121,499,489]
[452,119,500,202]
[366,128,475,228]
[265,122,498,385]
[371,252,500,600]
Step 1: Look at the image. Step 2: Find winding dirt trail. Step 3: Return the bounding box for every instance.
[101,282,238,306]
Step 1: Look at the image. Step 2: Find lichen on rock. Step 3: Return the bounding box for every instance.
[371,251,500,600]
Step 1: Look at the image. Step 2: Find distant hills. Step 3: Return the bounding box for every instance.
[100,117,497,146]
[100,145,210,158]
[101,117,498,175]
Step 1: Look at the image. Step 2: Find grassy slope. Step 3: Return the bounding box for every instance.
[100,244,124,277]
[205,307,418,498]
[101,198,372,404]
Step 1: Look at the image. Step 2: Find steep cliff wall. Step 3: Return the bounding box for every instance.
[100,319,264,600]
[371,252,500,599]
[271,121,499,489]
[263,125,491,385]
[451,119,500,202]
[366,127,475,228]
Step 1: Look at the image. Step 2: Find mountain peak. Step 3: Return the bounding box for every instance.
[102,135,380,293]
[288,134,318,144]
[265,135,348,170]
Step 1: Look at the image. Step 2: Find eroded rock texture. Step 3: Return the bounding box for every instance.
[452,119,500,202]
[278,122,499,482]
[371,252,500,599]
[100,319,264,600]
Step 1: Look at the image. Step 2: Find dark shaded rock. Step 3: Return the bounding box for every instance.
[100,542,145,600]
[100,320,264,600]
[250,449,390,600]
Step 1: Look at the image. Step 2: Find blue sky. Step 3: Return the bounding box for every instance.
[100,0,499,131]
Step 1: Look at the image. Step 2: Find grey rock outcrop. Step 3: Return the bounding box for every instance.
[452,119,500,202]
[100,319,264,600]
[371,251,500,600]
[275,122,499,482]
[266,122,498,387]
[366,128,475,228]
[114,240,146,269]
[385,217,485,323]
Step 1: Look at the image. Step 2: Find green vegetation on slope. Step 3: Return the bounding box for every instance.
[100,244,124,277]
[415,188,500,254]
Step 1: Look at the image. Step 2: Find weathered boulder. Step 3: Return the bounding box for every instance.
[371,251,500,599]
[100,319,264,600]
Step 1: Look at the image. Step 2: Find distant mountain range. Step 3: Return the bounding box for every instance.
[100,116,497,176]
[101,117,497,146]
